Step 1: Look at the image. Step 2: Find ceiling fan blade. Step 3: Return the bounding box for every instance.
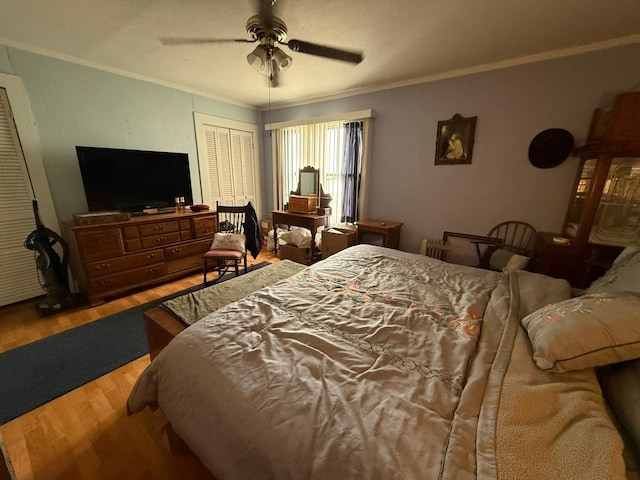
[285,39,363,64]
[160,37,255,46]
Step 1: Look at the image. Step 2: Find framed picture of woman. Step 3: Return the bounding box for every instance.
[435,114,477,165]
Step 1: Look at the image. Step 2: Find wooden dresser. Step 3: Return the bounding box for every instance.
[64,211,216,305]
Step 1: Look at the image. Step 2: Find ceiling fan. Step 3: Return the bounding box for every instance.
[160,0,364,87]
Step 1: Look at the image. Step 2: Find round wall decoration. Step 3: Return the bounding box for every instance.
[528,128,574,169]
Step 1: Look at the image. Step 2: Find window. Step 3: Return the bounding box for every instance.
[274,118,368,225]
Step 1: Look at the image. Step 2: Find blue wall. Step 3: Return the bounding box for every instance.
[262,43,640,252]
[0,46,260,223]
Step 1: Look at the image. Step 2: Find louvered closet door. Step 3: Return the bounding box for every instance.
[201,125,258,208]
[0,88,43,306]
[229,129,257,206]
[202,125,234,206]
[195,112,261,214]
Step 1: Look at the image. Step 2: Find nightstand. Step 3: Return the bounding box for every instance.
[355,219,403,249]
[533,232,620,289]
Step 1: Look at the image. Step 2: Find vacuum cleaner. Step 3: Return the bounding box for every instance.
[24,200,82,315]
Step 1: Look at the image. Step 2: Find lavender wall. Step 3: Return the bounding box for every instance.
[261,43,640,254]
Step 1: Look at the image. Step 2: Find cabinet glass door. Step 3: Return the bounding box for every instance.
[589,157,640,245]
[564,158,597,239]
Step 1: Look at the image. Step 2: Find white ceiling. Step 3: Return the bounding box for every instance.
[2,0,640,110]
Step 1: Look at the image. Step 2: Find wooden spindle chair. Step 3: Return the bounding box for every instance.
[203,202,248,282]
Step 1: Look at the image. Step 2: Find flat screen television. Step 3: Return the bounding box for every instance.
[76,146,193,214]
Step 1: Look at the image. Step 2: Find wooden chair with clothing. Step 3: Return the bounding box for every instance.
[203,202,248,282]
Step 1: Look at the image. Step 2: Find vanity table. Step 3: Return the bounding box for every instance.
[273,166,331,262]
[271,210,330,260]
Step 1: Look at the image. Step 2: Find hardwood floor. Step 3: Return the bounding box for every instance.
[0,251,278,480]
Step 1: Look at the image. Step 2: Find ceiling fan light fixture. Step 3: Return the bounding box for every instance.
[246,45,268,71]
[272,47,292,72]
[257,59,271,77]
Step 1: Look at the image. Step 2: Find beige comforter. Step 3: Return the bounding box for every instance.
[128,245,624,479]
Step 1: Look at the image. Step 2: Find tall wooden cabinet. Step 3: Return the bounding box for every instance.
[535,91,640,287]
[64,211,216,305]
[563,92,640,247]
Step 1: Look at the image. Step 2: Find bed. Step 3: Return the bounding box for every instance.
[128,244,640,479]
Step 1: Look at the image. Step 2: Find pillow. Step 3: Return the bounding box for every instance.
[586,246,640,294]
[521,292,640,373]
[489,248,530,271]
[211,232,246,252]
[505,253,530,270]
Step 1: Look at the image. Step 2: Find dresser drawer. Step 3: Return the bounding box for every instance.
[139,221,179,237]
[193,216,217,238]
[89,264,167,295]
[141,232,181,249]
[166,255,203,273]
[85,249,164,279]
[164,239,211,260]
[179,219,193,241]
[75,228,123,261]
[122,226,140,239]
[165,240,211,273]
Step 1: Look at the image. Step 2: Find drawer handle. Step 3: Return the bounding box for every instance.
[156,236,166,243]
[99,279,111,286]
[154,225,165,231]
[148,267,159,273]
[171,248,181,254]
[146,253,156,260]
[95,263,110,271]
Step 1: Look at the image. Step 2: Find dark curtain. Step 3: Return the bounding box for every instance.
[340,121,363,223]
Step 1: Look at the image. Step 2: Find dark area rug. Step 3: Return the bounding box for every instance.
[0,262,270,425]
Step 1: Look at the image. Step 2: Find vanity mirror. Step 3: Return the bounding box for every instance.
[296,166,320,197]
[289,166,332,214]
[288,166,320,214]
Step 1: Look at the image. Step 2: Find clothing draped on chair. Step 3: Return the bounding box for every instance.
[244,202,261,259]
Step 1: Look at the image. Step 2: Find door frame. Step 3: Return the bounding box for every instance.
[0,72,58,232]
